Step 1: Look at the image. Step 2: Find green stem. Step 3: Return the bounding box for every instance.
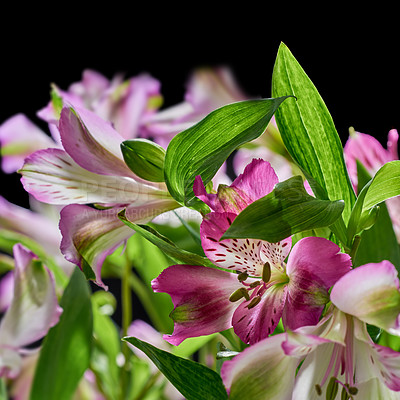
[348,234,362,260]
[121,254,133,398]
[128,272,169,333]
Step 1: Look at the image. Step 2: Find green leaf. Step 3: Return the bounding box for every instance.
[164,97,291,208]
[222,176,344,242]
[30,267,93,400]
[271,42,356,224]
[361,160,400,212]
[118,209,217,269]
[121,138,166,182]
[123,336,228,400]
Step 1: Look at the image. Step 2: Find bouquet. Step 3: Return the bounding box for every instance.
[1,42,400,400]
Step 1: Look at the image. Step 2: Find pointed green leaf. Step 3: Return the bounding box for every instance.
[164,97,291,208]
[123,336,228,400]
[222,175,344,242]
[271,43,356,224]
[121,138,166,182]
[30,267,93,400]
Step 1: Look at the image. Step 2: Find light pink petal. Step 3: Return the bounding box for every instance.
[20,148,171,205]
[232,285,287,344]
[387,129,399,160]
[344,130,397,189]
[0,244,62,377]
[0,114,55,173]
[0,271,14,313]
[151,264,241,345]
[96,74,161,140]
[221,333,298,400]
[230,158,279,207]
[0,195,61,256]
[60,200,176,289]
[331,261,400,334]
[58,106,135,177]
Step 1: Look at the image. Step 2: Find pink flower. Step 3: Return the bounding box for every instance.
[19,106,178,288]
[221,260,400,399]
[152,160,351,345]
[344,128,400,240]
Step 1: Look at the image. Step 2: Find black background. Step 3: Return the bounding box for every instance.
[2,13,399,206]
[1,10,399,327]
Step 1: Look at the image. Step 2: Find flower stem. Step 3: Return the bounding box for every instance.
[121,253,133,397]
[348,234,362,260]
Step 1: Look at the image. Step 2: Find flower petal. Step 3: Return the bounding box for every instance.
[200,212,265,276]
[20,148,171,205]
[286,237,352,287]
[330,261,400,334]
[58,106,136,177]
[60,200,176,289]
[0,244,62,377]
[232,284,287,344]
[221,333,298,400]
[0,114,55,173]
[151,264,241,345]
[230,158,279,207]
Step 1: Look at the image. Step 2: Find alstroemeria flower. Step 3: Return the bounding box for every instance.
[19,106,179,288]
[0,114,55,173]
[221,260,400,399]
[344,128,400,241]
[152,159,351,345]
[37,69,162,142]
[0,244,62,379]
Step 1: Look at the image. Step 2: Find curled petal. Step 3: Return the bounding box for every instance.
[20,148,170,205]
[331,261,400,334]
[221,333,298,400]
[60,201,176,289]
[152,264,240,345]
[59,106,135,177]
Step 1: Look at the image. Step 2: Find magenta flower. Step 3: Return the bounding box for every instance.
[0,244,62,379]
[221,261,400,399]
[152,160,351,345]
[19,106,179,288]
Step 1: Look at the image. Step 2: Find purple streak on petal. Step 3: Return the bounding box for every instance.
[0,114,55,173]
[152,264,240,345]
[59,106,135,177]
[370,342,400,391]
[232,285,287,345]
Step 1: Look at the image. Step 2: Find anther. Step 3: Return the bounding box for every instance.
[262,262,271,283]
[249,280,261,288]
[348,386,358,395]
[315,384,322,395]
[237,272,248,282]
[326,377,339,400]
[247,295,261,309]
[229,288,250,302]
